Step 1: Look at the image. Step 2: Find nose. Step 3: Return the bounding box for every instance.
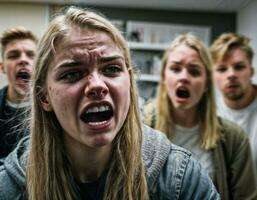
[227,67,237,80]
[85,72,108,99]
[179,69,190,83]
[18,52,30,67]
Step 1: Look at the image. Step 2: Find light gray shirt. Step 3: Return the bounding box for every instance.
[172,124,215,179]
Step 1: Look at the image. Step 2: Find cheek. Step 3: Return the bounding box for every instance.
[194,79,207,99]
[6,69,16,81]
[122,79,131,106]
[243,70,253,80]
[164,74,176,96]
[48,86,71,119]
[213,73,224,87]
[114,76,130,114]
[5,64,14,75]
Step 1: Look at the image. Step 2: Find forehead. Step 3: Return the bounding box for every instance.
[167,44,201,62]
[5,39,36,51]
[55,28,121,57]
[224,47,248,61]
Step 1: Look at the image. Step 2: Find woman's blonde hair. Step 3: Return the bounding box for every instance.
[156,33,221,150]
[27,6,148,200]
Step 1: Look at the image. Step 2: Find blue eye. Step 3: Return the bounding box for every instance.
[189,68,201,77]
[169,65,181,73]
[103,65,122,76]
[216,67,227,73]
[60,71,83,83]
[234,64,246,71]
[7,52,20,59]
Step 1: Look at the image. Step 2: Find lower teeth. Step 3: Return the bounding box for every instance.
[88,120,107,126]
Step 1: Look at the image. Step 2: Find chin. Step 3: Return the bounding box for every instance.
[16,87,29,96]
[91,135,114,148]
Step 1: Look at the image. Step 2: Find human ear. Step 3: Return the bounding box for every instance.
[40,91,53,112]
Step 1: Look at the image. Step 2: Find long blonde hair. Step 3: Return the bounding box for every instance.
[27,6,148,200]
[156,33,221,150]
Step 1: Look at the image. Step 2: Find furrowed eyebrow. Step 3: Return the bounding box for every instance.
[234,61,245,65]
[188,63,202,68]
[54,60,83,71]
[98,55,124,63]
[169,61,181,65]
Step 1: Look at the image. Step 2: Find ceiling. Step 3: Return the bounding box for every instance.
[0,0,254,12]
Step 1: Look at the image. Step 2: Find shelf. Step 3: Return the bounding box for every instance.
[136,74,160,82]
[128,42,169,51]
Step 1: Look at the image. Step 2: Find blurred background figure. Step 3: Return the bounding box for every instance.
[210,33,257,178]
[0,26,37,160]
[144,33,256,200]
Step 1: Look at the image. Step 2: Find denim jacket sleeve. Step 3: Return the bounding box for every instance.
[155,145,220,200]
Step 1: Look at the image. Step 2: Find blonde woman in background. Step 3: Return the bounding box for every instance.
[0,7,219,200]
[144,33,256,200]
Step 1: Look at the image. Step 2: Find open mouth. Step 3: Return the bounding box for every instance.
[227,82,239,88]
[16,71,31,82]
[80,104,113,125]
[176,87,190,98]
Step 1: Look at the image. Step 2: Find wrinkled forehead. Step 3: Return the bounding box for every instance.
[52,27,124,63]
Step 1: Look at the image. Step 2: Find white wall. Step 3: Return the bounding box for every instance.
[237,0,257,84]
[0,2,49,88]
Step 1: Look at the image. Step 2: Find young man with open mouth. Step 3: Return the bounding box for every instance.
[0,26,37,160]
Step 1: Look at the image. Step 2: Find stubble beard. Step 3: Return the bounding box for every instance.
[224,88,245,101]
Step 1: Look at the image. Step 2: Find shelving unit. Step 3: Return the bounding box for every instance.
[136,74,160,82]
[128,42,168,51]
[129,45,163,99]
[129,41,164,84]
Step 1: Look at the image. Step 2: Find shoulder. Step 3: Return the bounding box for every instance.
[0,86,7,112]
[0,165,23,200]
[142,125,220,199]
[142,124,172,172]
[218,117,248,142]
[142,125,189,185]
[217,117,252,165]
[0,160,25,200]
[0,86,7,97]
[0,136,29,199]
[159,148,219,199]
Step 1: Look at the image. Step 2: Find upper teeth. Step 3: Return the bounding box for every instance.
[86,105,110,113]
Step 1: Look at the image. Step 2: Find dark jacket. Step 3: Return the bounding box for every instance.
[143,101,256,200]
[0,125,220,199]
[0,86,29,159]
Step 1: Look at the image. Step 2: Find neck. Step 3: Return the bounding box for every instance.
[7,87,26,104]
[65,138,111,183]
[172,107,199,128]
[225,85,257,110]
